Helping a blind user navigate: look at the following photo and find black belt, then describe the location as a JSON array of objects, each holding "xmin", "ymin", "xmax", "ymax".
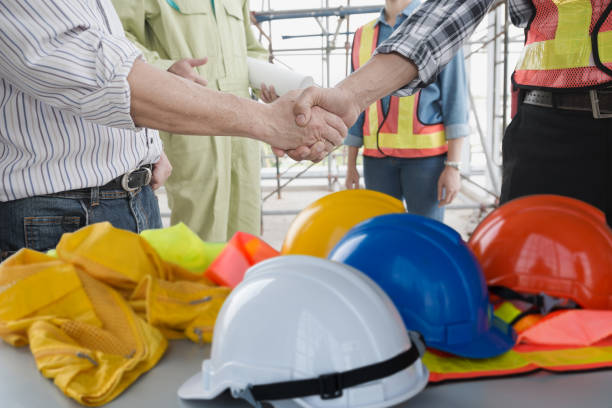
[
  {"xmin": 102, "ymin": 164, "xmax": 153, "ymax": 191},
  {"xmin": 522, "ymin": 89, "xmax": 612, "ymax": 118}
]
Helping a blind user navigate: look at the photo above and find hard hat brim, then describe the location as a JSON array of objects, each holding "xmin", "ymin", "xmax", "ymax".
[
  {"xmin": 433, "ymin": 315, "xmax": 516, "ymax": 359},
  {"xmin": 178, "ymin": 371, "xmax": 223, "ymax": 400}
]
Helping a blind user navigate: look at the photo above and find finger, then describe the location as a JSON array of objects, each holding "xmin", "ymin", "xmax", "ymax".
[
  {"xmin": 287, "ymin": 146, "xmax": 311, "ymax": 161},
  {"xmin": 441, "ymin": 188, "xmax": 454, "ymax": 206},
  {"xmin": 321, "ymin": 109, "xmax": 348, "ymax": 145},
  {"xmin": 194, "ymin": 76, "xmax": 208, "ymax": 87},
  {"xmin": 447, "ymin": 189, "xmax": 457, "ymax": 205},
  {"xmin": 188, "ymin": 57, "xmax": 209, "ymax": 67},
  {"xmin": 269, "ymin": 85, "xmax": 278, "ymax": 98},
  {"xmin": 293, "ymin": 86, "xmax": 320, "ymax": 127},
  {"xmin": 271, "ymin": 147, "xmax": 286, "ymax": 157}
]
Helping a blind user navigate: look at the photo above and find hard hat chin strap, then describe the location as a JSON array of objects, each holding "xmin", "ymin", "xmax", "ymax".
[
  {"xmin": 236, "ymin": 345, "xmax": 423, "ymax": 407},
  {"xmin": 488, "ymin": 285, "xmax": 580, "ymax": 325}
]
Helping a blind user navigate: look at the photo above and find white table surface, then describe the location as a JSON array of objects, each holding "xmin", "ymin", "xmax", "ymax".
[{"xmin": 2, "ymin": 340, "xmax": 611, "ymax": 408}]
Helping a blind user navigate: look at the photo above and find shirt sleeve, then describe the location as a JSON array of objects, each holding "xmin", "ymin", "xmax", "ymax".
[
  {"xmin": 375, "ymin": 0, "xmax": 496, "ymax": 96},
  {"xmin": 345, "ymin": 112, "xmax": 365, "ymax": 147},
  {"xmin": 438, "ymin": 49, "xmax": 471, "ymax": 140},
  {"xmin": 0, "ymin": 0, "xmax": 142, "ymax": 129},
  {"xmin": 112, "ymin": 0, "xmax": 176, "ymax": 71}
]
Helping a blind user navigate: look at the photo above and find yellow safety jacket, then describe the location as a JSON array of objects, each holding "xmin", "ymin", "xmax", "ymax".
[
  {"xmin": 514, "ymin": 0, "xmax": 612, "ymax": 89},
  {"xmin": 352, "ymin": 19, "xmax": 447, "ymax": 158},
  {"xmin": 0, "ymin": 223, "xmax": 230, "ymax": 406}
]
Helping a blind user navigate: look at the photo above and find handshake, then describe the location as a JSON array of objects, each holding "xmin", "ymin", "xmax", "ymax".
[
  {"xmin": 254, "ymin": 86, "xmax": 362, "ymax": 163},
  {"xmin": 146, "ymin": 58, "xmax": 366, "ymax": 163}
]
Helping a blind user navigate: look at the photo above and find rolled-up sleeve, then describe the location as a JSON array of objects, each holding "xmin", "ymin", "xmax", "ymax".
[
  {"xmin": 0, "ymin": 0, "xmax": 141, "ymax": 129},
  {"xmin": 375, "ymin": 0, "xmax": 495, "ymax": 96}
]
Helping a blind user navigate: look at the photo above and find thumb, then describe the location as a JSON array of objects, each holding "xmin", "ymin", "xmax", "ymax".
[
  {"xmin": 188, "ymin": 57, "xmax": 209, "ymax": 67},
  {"xmin": 293, "ymin": 86, "xmax": 320, "ymax": 127}
]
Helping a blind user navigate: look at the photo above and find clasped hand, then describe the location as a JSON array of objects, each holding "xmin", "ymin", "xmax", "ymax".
[{"xmin": 269, "ymin": 86, "xmax": 361, "ymax": 162}]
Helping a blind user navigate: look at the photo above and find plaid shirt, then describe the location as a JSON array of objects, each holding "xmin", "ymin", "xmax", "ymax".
[{"xmin": 376, "ymin": 0, "xmax": 534, "ymax": 95}]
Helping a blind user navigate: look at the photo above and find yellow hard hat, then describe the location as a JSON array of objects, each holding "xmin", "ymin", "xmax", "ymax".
[{"xmin": 281, "ymin": 190, "xmax": 405, "ymax": 257}]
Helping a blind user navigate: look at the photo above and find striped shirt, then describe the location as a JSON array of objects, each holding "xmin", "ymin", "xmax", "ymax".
[
  {"xmin": 0, "ymin": 0, "xmax": 162, "ymax": 201},
  {"xmin": 376, "ymin": 0, "xmax": 534, "ymax": 96}
]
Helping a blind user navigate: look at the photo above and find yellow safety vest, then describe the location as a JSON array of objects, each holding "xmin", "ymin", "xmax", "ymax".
[
  {"xmin": 426, "ymin": 302, "xmax": 612, "ymax": 382},
  {"xmin": 352, "ymin": 19, "xmax": 447, "ymax": 158},
  {"xmin": 514, "ymin": 0, "xmax": 612, "ymax": 89}
]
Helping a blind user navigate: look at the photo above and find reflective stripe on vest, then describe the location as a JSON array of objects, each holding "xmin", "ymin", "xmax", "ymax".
[
  {"xmin": 352, "ymin": 20, "xmax": 447, "ymax": 158},
  {"xmin": 426, "ymin": 302, "xmax": 612, "ymax": 382},
  {"xmin": 514, "ymin": 0, "xmax": 612, "ymax": 89}
]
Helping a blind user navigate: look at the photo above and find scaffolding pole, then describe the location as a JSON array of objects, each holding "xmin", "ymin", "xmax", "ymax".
[{"xmin": 252, "ymin": 5, "xmax": 381, "ymax": 22}]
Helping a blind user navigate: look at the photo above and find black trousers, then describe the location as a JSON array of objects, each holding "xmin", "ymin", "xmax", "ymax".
[{"xmin": 501, "ymin": 103, "xmax": 612, "ymax": 227}]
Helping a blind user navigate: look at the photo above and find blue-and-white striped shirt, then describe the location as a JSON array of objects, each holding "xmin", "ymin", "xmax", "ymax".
[{"xmin": 0, "ymin": 0, "xmax": 162, "ymax": 201}]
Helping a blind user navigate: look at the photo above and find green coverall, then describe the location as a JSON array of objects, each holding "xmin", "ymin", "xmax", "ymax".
[{"xmin": 113, "ymin": 0, "xmax": 268, "ymax": 241}]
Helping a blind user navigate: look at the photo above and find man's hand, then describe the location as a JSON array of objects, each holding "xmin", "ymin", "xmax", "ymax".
[
  {"xmin": 437, "ymin": 166, "xmax": 461, "ymax": 206},
  {"xmin": 168, "ymin": 58, "xmax": 209, "ymax": 87},
  {"xmin": 150, "ymin": 151, "xmax": 172, "ymax": 190},
  {"xmin": 262, "ymin": 90, "xmax": 347, "ymax": 161},
  {"xmin": 293, "ymin": 86, "xmax": 362, "ymax": 129},
  {"xmin": 345, "ymin": 164, "xmax": 360, "ymax": 189},
  {"xmin": 260, "ymin": 83, "xmax": 279, "ymax": 103},
  {"xmin": 275, "ymin": 86, "xmax": 361, "ymax": 161}
]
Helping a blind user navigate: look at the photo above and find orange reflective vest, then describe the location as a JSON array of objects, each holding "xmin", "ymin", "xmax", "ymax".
[
  {"xmin": 426, "ymin": 302, "xmax": 612, "ymax": 382},
  {"xmin": 514, "ymin": 0, "xmax": 612, "ymax": 89},
  {"xmin": 352, "ymin": 19, "xmax": 447, "ymax": 158}
]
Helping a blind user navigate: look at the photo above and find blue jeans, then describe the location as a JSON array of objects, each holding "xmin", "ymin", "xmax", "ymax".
[
  {"xmin": 364, "ymin": 155, "xmax": 446, "ymax": 221},
  {"xmin": 0, "ymin": 186, "xmax": 162, "ymax": 261}
]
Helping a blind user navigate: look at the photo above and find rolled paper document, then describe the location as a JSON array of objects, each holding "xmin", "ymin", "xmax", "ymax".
[{"xmin": 247, "ymin": 57, "xmax": 315, "ymax": 96}]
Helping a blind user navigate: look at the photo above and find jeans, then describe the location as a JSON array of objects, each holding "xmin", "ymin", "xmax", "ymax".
[
  {"xmin": 501, "ymin": 103, "xmax": 612, "ymax": 226},
  {"xmin": 0, "ymin": 185, "xmax": 162, "ymax": 261},
  {"xmin": 364, "ymin": 154, "xmax": 446, "ymax": 222}
]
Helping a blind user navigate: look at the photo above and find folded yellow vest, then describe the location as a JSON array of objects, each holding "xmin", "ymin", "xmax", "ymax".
[{"xmin": 0, "ymin": 222, "xmax": 230, "ymax": 406}]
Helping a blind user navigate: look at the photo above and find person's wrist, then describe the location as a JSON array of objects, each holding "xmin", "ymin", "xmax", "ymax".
[
  {"xmin": 444, "ymin": 160, "xmax": 462, "ymax": 171},
  {"xmin": 337, "ymin": 82, "xmax": 365, "ymax": 118},
  {"xmin": 248, "ymin": 100, "xmax": 273, "ymax": 143}
]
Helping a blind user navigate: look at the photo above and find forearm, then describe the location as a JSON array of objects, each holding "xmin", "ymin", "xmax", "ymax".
[
  {"xmin": 446, "ymin": 137, "xmax": 464, "ymax": 163},
  {"xmin": 376, "ymin": 0, "xmax": 494, "ymax": 95},
  {"xmin": 128, "ymin": 59, "xmax": 265, "ymax": 140},
  {"xmin": 337, "ymin": 53, "xmax": 418, "ymax": 113},
  {"xmin": 347, "ymin": 146, "xmax": 359, "ymax": 167}
]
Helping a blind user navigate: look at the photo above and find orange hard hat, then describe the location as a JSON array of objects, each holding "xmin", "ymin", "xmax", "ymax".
[
  {"xmin": 468, "ymin": 195, "xmax": 612, "ymax": 310},
  {"xmin": 281, "ymin": 190, "xmax": 405, "ymax": 258}
]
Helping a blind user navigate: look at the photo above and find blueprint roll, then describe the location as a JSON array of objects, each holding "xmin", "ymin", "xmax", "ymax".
[{"xmin": 247, "ymin": 57, "xmax": 315, "ymax": 96}]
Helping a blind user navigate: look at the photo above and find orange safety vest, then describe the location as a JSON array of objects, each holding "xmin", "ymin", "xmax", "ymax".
[
  {"xmin": 425, "ymin": 302, "xmax": 612, "ymax": 382},
  {"xmin": 352, "ymin": 19, "xmax": 447, "ymax": 158},
  {"xmin": 514, "ymin": 0, "xmax": 612, "ymax": 89}
]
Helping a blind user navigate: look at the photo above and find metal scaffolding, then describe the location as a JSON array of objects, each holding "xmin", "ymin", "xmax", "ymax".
[{"xmin": 254, "ymin": 1, "xmax": 521, "ymax": 217}]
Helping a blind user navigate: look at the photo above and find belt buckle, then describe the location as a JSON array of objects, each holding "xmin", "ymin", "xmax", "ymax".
[
  {"xmin": 120, "ymin": 166, "xmax": 152, "ymax": 192},
  {"xmin": 589, "ymin": 89, "xmax": 612, "ymax": 119}
]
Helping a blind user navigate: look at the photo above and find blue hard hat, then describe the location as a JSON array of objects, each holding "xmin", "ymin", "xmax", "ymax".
[{"xmin": 328, "ymin": 213, "xmax": 516, "ymax": 359}]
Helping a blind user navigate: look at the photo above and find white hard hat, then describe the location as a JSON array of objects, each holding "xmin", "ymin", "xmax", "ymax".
[{"xmin": 178, "ymin": 255, "xmax": 428, "ymax": 408}]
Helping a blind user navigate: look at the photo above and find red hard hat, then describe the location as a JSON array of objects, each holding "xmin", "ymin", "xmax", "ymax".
[{"xmin": 468, "ymin": 195, "xmax": 612, "ymax": 309}]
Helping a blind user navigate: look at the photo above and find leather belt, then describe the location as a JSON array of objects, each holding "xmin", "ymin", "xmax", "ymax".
[
  {"xmin": 522, "ymin": 89, "xmax": 612, "ymax": 119},
  {"xmin": 102, "ymin": 164, "xmax": 153, "ymax": 192}
]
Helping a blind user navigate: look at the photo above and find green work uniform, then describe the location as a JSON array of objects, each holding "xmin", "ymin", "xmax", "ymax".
[{"xmin": 113, "ymin": 0, "xmax": 268, "ymax": 241}]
